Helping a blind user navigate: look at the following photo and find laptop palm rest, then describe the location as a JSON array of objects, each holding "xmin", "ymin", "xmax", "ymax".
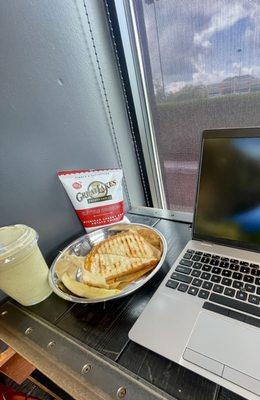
[{"xmin": 183, "ymin": 311, "xmax": 260, "ymax": 395}]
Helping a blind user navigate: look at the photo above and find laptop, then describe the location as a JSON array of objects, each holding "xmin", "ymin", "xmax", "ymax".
[{"xmin": 129, "ymin": 128, "xmax": 260, "ymax": 400}]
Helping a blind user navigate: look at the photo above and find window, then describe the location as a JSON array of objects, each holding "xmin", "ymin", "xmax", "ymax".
[{"xmin": 115, "ymin": 0, "xmax": 260, "ymax": 213}]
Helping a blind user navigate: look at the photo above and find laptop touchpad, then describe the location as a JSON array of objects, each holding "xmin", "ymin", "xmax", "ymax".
[{"xmin": 183, "ymin": 311, "xmax": 260, "ymax": 393}]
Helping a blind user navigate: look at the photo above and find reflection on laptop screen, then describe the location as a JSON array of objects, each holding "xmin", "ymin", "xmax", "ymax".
[{"xmin": 194, "ymin": 136, "xmax": 260, "ymax": 247}]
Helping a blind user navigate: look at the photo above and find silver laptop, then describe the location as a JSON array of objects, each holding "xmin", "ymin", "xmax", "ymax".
[{"xmin": 129, "ymin": 128, "xmax": 260, "ymax": 400}]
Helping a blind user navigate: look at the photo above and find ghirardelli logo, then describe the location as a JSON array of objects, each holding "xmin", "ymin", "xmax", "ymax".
[{"xmin": 76, "ymin": 180, "xmax": 116, "ymax": 203}]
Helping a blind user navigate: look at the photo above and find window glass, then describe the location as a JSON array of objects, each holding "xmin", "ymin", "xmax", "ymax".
[{"xmin": 134, "ymin": 0, "xmax": 260, "ymax": 212}]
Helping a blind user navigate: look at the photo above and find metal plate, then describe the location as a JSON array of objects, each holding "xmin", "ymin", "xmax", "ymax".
[{"xmin": 49, "ymin": 223, "xmax": 167, "ymax": 304}]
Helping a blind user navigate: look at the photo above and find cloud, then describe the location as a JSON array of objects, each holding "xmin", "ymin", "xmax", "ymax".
[
  {"xmin": 194, "ymin": 2, "xmax": 247, "ymax": 48},
  {"xmin": 238, "ymin": 65, "xmax": 260, "ymax": 76},
  {"xmin": 193, "ymin": 68, "xmax": 228, "ymax": 86},
  {"xmin": 144, "ymin": 1, "xmax": 210, "ymax": 85},
  {"xmin": 143, "ymin": 0, "xmax": 260, "ymax": 92}
]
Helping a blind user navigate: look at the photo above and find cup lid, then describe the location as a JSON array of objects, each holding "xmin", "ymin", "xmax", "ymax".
[{"xmin": 0, "ymin": 225, "xmax": 38, "ymax": 263}]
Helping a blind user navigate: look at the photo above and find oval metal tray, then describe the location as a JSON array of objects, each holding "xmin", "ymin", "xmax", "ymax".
[{"xmin": 49, "ymin": 223, "xmax": 167, "ymax": 303}]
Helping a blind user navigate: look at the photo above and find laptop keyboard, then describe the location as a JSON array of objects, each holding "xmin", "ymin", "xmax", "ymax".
[{"xmin": 166, "ymin": 249, "xmax": 260, "ymax": 318}]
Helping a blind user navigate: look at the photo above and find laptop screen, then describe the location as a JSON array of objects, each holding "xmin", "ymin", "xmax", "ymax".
[{"xmin": 194, "ymin": 130, "xmax": 260, "ymax": 251}]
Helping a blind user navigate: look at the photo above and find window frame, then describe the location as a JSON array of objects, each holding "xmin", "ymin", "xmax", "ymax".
[
  {"xmin": 113, "ymin": 0, "xmax": 166, "ymax": 209},
  {"xmin": 111, "ymin": 0, "xmax": 193, "ymax": 222}
]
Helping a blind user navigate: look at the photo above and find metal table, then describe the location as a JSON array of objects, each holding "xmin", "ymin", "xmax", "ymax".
[{"xmin": 0, "ymin": 211, "xmax": 244, "ymax": 400}]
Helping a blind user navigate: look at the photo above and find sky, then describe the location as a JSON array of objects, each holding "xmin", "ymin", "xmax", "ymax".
[
  {"xmin": 143, "ymin": 0, "xmax": 260, "ymax": 93},
  {"xmin": 233, "ymin": 137, "xmax": 260, "ymax": 160}
]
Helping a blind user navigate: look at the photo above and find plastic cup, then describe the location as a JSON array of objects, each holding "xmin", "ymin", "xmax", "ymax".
[{"xmin": 0, "ymin": 225, "xmax": 52, "ymax": 306}]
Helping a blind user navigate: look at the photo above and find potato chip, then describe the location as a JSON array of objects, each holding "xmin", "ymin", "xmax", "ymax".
[
  {"xmin": 55, "ymin": 254, "xmax": 85, "ymax": 279},
  {"xmin": 61, "ymin": 272, "xmax": 121, "ymax": 299}
]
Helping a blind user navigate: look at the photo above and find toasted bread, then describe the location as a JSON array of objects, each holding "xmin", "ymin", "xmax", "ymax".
[
  {"xmin": 85, "ymin": 230, "xmax": 160, "ymax": 269},
  {"xmin": 84, "ymin": 229, "xmax": 160, "ymax": 284},
  {"xmin": 109, "ymin": 226, "xmax": 162, "ymax": 252},
  {"xmin": 129, "ymin": 227, "xmax": 162, "ymax": 254},
  {"xmin": 82, "ymin": 270, "xmax": 109, "ymax": 289},
  {"xmin": 87, "ymin": 253, "xmax": 158, "ymax": 281},
  {"xmin": 108, "ymin": 263, "xmax": 154, "ymax": 289},
  {"xmin": 108, "ymin": 263, "xmax": 156, "ymax": 290}
]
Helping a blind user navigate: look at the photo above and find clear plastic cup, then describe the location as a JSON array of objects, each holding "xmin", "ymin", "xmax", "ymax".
[{"xmin": 0, "ymin": 225, "xmax": 52, "ymax": 306}]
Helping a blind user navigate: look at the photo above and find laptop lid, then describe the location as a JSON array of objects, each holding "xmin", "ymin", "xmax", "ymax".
[{"xmin": 193, "ymin": 127, "xmax": 260, "ymax": 253}]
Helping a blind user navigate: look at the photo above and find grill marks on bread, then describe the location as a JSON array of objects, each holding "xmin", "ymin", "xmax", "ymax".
[
  {"xmin": 93, "ymin": 231, "xmax": 159, "ymax": 259},
  {"xmin": 84, "ymin": 230, "xmax": 160, "ymax": 281},
  {"xmin": 90, "ymin": 254, "xmax": 157, "ymax": 281}
]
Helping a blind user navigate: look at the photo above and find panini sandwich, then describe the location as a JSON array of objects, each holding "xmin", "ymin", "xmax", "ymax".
[{"xmin": 84, "ymin": 230, "xmax": 160, "ymax": 282}]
